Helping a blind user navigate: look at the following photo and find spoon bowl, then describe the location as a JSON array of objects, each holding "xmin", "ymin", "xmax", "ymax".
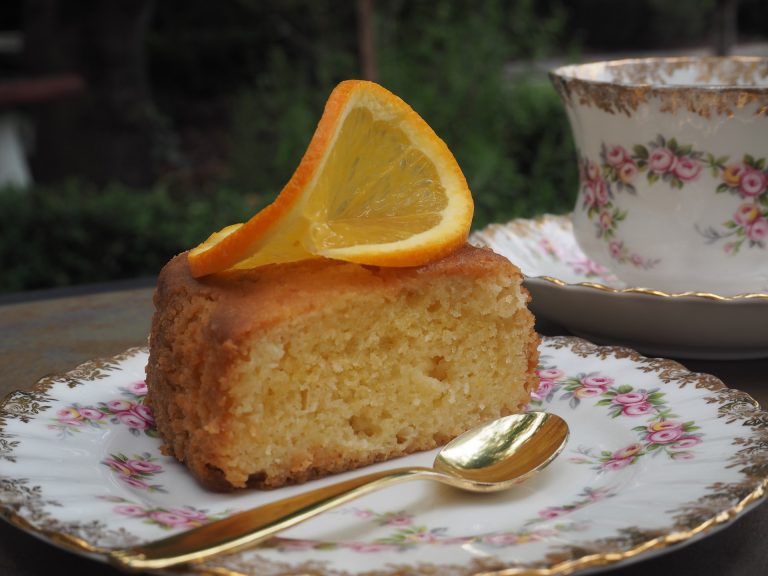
[
  {"xmin": 109, "ymin": 411, "xmax": 568, "ymax": 571},
  {"xmin": 435, "ymin": 411, "xmax": 569, "ymax": 490}
]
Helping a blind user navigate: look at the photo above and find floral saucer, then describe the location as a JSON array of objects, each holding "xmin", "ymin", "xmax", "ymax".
[
  {"xmin": 1, "ymin": 340, "xmax": 766, "ymax": 575},
  {"xmin": 471, "ymin": 214, "xmax": 768, "ymax": 360}
]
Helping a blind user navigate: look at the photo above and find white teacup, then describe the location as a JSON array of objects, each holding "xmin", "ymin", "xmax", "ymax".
[{"xmin": 550, "ymin": 57, "xmax": 768, "ymax": 295}]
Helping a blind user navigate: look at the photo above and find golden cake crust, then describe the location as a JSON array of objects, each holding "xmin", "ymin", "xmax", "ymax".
[
  {"xmin": 156, "ymin": 243, "xmax": 521, "ymax": 342},
  {"xmin": 146, "ymin": 244, "xmax": 539, "ymax": 491}
]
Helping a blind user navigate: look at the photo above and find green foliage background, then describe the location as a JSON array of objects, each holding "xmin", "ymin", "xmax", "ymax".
[
  {"xmin": 4, "ymin": 0, "xmax": 757, "ymax": 292},
  {"xmin": 225, "ymin": 0, "xmax": 578, "ymax": 230},
  {"xmin": 0, "ymin": 184, "xmax": 252, "ymax": 292}
]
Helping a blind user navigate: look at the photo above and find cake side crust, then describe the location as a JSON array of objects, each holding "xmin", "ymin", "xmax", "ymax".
[{"xmin": 146, "ymin": 244, "xmax": 539, "ymax": 490}]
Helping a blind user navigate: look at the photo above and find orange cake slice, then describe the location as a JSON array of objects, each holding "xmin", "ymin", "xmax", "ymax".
[{"xmin": 146, "ymin": 244, "xmax": 539, "ymax": 490}]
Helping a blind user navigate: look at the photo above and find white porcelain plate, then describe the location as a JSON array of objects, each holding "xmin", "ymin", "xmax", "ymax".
[
  {"xmin": 471, "ymin": 214, "xmax": 768, "ymax": 360},
  {"xmin": 1, "ymin": 339, "xmax": 766, "ymax": 575}
]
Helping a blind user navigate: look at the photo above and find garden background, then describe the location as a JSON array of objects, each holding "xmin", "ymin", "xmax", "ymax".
[{"xmin": 1, "ymin": 0, "xmax": 766, "ymax": 293}]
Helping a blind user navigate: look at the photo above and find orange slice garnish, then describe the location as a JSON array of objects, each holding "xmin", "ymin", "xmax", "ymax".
[{"xmin": 188, "ymin": 80, "xmax": 473, "ymax": 277}]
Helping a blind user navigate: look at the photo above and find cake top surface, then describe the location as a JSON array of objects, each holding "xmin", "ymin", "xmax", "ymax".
[{"xmin": 155, "ymin": 244, "xmax": 520, "ymax": 345}]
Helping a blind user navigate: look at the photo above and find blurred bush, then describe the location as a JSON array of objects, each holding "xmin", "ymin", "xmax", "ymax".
[
  {"xmin": 10, "ymin": 0, "xmax": 759, "ymax": 292},
  {"xmin": 374, "ymin": 0, "xmax": 577, "ymax": 228},
  {"xmin": 0, "ymin": 184, "xmax": 252, "ymax": 292},
  {"xmin": 226, "ymin": 0, "xmax": 578, "ymax": 231},
  {"xmin": 1, "ymin": 0, "xmax": 579, "ymax": 292}
]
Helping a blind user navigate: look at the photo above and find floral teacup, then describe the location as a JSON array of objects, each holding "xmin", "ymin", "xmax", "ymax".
[{"xmin": 550, "ymin": 56, "xmax": 768, "ymax": 295}]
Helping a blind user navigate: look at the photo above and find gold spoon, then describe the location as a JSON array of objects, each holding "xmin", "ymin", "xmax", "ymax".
[{"xmin": 109, "ymin": 411, "xmax": 568, "ymax": 571}]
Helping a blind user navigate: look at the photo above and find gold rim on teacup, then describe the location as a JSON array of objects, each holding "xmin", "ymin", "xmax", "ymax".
[{"xmin": 549, "ymin": 56, "xmax": 768, "ymax": 118}]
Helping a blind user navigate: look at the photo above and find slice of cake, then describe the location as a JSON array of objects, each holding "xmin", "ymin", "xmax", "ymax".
[{"xmin": 146, "ymin": 244, "xmax": 539, "ymax": 491}]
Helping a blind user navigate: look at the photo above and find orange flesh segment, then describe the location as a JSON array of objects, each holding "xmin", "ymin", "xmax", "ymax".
[{"xmin": 187, "ymin": 80, "xmax": 473, "ymax": 277}]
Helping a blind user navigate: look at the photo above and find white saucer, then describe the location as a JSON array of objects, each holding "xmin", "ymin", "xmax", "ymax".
[{"xmin": 471, "ymin": 214, "xmax": 768, "ymax": 360}]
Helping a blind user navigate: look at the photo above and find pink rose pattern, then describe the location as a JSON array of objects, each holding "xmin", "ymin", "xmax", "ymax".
[
  {"xmin": 101, "ymin": 452, "xmax": 166, "ymax": 493},
  {"xmin": 100, "ymin": 496, "xmax": 230, "ymax": 530},
  {"xmin": 578, "ymin": 150, "xmax": 657, "ymax": 270},
  {"xmin": 579, "ymin": 136, "xmax": 768, "ymax": 261},
  {"xmin": 531, "ymin": 362, "xmax": 703, "ymax": 471},
  {"xmin": 536, "ymin": 238, "xmax": 614, "ymax": 283},
  {"xmin": 48, "ymin": 381, "xmax": 156, "ymax": 438},
  {"xmin": 261, "ymin": 489, "xmax": 610, "ymax": 553},
  {"xmin": 104, "ymin": 493, "xmax": 602, "ymax": 554},
  {"xmin": 698, "ymin": 154, "xmax": 768, "ymax": 253},
  {"xmin": 534, "ymin": 487, "xmax": 615, "ymax": 522}
]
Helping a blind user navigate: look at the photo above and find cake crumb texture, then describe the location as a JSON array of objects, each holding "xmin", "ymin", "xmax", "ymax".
[{"xmin": 146, "ymin": 244, "xmax": 539, "ymax": 490}]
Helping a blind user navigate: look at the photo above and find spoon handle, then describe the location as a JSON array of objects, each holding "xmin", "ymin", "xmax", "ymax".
[{"xmin": 109, "ymin": 466, "xmax": 439, "ymax": 571}]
